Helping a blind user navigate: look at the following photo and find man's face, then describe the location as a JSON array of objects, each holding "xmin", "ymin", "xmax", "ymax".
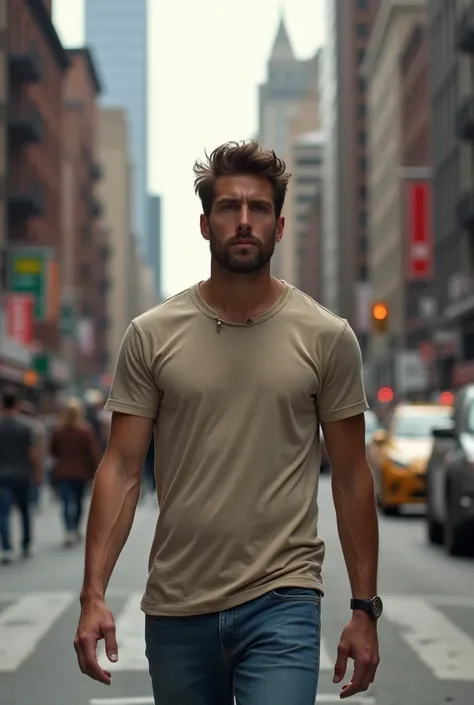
[{"xmin": 200, "ymin": 174, "xmax": 284, "ymax": 274}]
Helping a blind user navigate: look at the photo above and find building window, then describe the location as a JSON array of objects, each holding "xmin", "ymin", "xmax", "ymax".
[
  {"xmin": 358, "ymin": 78, "xmax": 365, "ymax": 93},
  {"xmin": 358, "ymin": 130, "xmax": 366, "ymax": 146},
  {"xmin": 358, "ymin": 104, "xmax": 366, "ymax": 118},
  {"xmin": 357, "ymin": 49, "xmax": 365, "ymax": 64},
  {"xmin": 357, "ymin": 23, "xmax": 368, "ymax": 38},
  {"xmin": 359, "ymin": 185, "xmax": 367, "ymax": 199},
  {"xmin": 359, "ymin": 212, "xmax": 367, "ymax": 227},
  {"xmin": 358, "ymin": 157, "xmax": 366, "ymax": 173},
  {"xmin": 357, "ymin": 0, "xmax": 368, "ymax": 7}
]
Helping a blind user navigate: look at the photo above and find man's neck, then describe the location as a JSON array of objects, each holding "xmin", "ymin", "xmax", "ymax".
[{"xmin": 200, "ymin": 268, "xmax": 283, "ymax": 323}]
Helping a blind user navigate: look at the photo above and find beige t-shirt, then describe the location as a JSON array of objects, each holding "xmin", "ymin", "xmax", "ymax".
[{"xmin": 105, "ymin": 282, "xmax": 368, "ymax": 616}]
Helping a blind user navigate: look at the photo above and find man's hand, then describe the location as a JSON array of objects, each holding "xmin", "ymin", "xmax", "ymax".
[
  {"xmin": 74, "ymin": 598, "xmax": 118, "ymax": 685},
  {"xmin": 333, "ymin": 613, "xmax": 380, "ymax": 699}
]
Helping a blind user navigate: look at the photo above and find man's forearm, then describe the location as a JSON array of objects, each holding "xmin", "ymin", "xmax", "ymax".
[
  {"xmin": 80, "ymin": 456, "xmax": 141, "ymax": 603},
  {"xmin": 332, "ymin": 466, "xmax": 379, "ymax": 598}
]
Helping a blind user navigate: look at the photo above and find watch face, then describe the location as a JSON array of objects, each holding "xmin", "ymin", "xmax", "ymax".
[{"xmin": 371, "ymin": 596, "xmax": 383, "ymax": 618}]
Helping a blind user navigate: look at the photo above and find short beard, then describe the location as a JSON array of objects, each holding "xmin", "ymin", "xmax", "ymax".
[{"xmin": 209, "ymin": 227, "xmax": 276, "ymax": 274}]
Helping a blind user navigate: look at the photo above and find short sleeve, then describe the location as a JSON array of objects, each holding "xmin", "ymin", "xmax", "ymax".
[
  {"xmin": 317, "ymin": 321, "xmax": 369, "ymax": 423},
  {"xmin": 104, "ymin": 322, "xmax": 161, "ymax": 419}
]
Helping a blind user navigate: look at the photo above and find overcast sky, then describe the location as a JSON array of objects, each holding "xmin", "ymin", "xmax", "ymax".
[{"xmin": 53, "ymin": 0, "xmax": 325, "ymax": 298}]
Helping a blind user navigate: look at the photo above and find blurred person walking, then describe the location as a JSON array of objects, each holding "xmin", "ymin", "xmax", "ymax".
[
  {"xmin": 50, "ymin": 399, "xmax": 100, "ymax": 547},
  {"xmin": 18, "ymin": 400, "xmax": 47, "ymax": 510},
  {"xmin": 0, "ymin": 389, "xmax": 42, "ymax": 564},
  {"xmin": 74, "ymin": 141, "xmax": 381, "ymax": 704}
]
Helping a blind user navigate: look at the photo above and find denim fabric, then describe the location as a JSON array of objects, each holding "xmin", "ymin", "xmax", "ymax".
[{"xmin": 145, "ymin": 586, "xmax": 322, "ymax": 705}]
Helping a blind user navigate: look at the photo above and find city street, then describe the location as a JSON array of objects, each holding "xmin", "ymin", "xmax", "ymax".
[{"xmin": 1, "ymin": 477, "xmax": 473, "ymax": 705}]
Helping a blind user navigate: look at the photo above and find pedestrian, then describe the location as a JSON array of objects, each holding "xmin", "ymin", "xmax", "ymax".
[
  {"xmin": 50, "ymin": 398, "xmax": 100, "ymax": 547},
  {"xmin": 18, "ymin": 400, "xmax": 46, "ymax": 511},
  {"xmin": 74, "ymin": 140, "xmax": 381, "ymax": 703},
  {"xmin": 0, "ymin": 388, "xmax": 42, "ymax": 564}
]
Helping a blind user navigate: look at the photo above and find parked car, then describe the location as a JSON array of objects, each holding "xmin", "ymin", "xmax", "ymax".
[
  {"xmin": 367, "ymin": 402, "xmax": 453, "ymax": 515},
  {"xmin": 425, "ymin": 385, "xmax": 474, "ymax": 556}
]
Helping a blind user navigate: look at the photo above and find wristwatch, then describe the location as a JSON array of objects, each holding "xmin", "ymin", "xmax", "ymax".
[{"xmin": 350, "ymin": 596, "xmax": 383, "ymax": 620}]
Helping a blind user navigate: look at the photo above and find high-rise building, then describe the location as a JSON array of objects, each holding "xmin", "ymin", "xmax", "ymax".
[
  {"xmin": 85, "ymin": 0, "xmax": 148, "ymax": 255},
  {"xmin": 97, "ymin": 108, "xmax": 134, "ymax": 374},
  {"xmin": 363, "ymin": 0, "xmax": 426, "ymax": 391},
  {"xmin": 320, "ymin": 0, "xmax": 380, "ymax": 346},
  {"xmin": 5, "ymin": 0, "xmax": 69, "ymax": 391},
  {"xmin": 428, "ymin": 1, "xmax": 474, "ymax": 389},
  {"xmin": 0, "ymin": 0, "xmax": 7, "ymax": 263},
  {"xmin": 148, "ymin": 194, "xmax": 162, "ymax": 300},
  {"xmin": 62, "ymin": 48, "xmax": 108, "ymax": 386},
  {"xmin": 257, "ymin": 14, "xmax": 315, "ymax": 280}
]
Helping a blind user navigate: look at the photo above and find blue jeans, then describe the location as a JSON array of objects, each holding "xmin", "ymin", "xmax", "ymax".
[
  {"xmin": 58, "ymin": 479, "xmax": 87, "ymax": 532},
  {"xmin": 145, "ymin": 587, "xmax": 322, "ymax": 705},
  {"xmin": 0, "ymin": 479, "xmax": 31, "ymax": 551}
]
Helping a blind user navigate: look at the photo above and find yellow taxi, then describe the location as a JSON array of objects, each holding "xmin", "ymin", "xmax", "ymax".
[{"xmin": 368, "ymin": 403, "xmax": 453, "ymax": 515}]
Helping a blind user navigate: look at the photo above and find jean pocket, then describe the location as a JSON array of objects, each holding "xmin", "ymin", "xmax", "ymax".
[{"xmin": 269, "ymin": 587, "xmax": 321, "ymax": 603}]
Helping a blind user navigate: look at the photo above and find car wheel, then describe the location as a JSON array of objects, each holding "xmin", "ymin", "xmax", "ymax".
[
  {"xmin": 444, "ymin": 492, "xmax": 466, "ymax": 556},
  {"xmin": 426, "ymin": 511, "xmax": 444, "ymax": 545}
]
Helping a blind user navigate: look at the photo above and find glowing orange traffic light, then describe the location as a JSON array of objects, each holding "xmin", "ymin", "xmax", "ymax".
[{"xmin": 371, "ymin": 301, "xmax": 389, "ymax": 333}]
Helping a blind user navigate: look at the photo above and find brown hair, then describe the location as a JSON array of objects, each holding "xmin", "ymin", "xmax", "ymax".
[{"xmin": 193, "ymin": 140, "xmax": 292, "ymax": 218}]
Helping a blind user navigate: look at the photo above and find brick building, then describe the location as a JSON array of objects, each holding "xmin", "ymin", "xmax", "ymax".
[
  {"xmin": 400, "ymin": 21, "xmax": 434, "ymax": 358},
  {"xmin": 321, "ymin": 0, "xmax": 380, "ymax": 352},
  {"xmin": 6, "ymin": 0, "xmax": 68, "ymax": 375},
  {"xmin": 298, "ymin": 186, "xmax": 323, "ymax": 303},
  {"xmin": 63, "ymin": 48, "xmax": 108, "ymax": 386}
]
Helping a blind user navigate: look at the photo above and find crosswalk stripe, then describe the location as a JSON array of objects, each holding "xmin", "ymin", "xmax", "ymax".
[
  {"xmin": 99, "ymin": 592, "xmax": 147, "ymax": 671},
  {"xmin": 0, "ymin": 591, "xmax": 75, "ymax": 672},
  {"xmin": 319, "ymin": 638, "xmax": 332, "ymax": 671},
  {"xmin": 383, "ymin": 596, "xmax": 474, "ymax": 681},
  {"xmin": 98, "ymin": 592, "xmax": 334, "ymax": 673}
]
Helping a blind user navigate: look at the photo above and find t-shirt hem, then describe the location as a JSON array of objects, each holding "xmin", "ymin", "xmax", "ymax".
[
  {"xmin": 319, "ymin": 399, "xmax": 369, "ymax": 423},
  {"xmin": 140, "ymin": 577, "xmax": 325, "ymax": 617},
  {"xmin": 103, "ymin": 399, "xmax": 157, "ymax": 419}
]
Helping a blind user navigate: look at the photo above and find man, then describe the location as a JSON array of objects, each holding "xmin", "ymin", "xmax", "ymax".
[
  {"xmin": 74, "ymin": 140, "xmax": 381, "ymax": 703},
  {"xmin": 19, "ymin": 400, "xmax": 46, "ymax": 510},
  {"xmin": 0, "ymin": 389, "xmax": 41, "ymax": 563}
]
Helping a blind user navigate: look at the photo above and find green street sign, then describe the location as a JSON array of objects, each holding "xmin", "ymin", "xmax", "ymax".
[{"xmin": 7, "ymin": 247, "xmax": 50, "ymax": 321}]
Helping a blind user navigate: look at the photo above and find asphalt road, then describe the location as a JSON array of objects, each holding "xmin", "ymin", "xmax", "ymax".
[{"xmin": 1, "ymin": 477, "xmax": 473, "ymax": 705}]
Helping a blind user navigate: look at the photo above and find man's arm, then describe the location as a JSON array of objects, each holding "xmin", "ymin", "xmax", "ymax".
[
  {"xmin": 80, "ymin": 412, "xmax": 153, "ymax": 604},
  {"xmin": 317, "ymin": 321, "xmax": 379, "ymax": 699},
  {"xmin": 75, "ymin": 321, "xmax": 161, "ymax": 685},
  {"xmin": 322, "ymin": 413, "xmax": 378, "ymax": 599}
]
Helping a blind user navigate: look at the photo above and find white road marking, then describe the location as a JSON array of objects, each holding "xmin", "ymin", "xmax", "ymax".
[
  {"xmin": 319, "ymin": 637, "xmax": 333, "ymax": 670},
  {"xmin": 90, "ymin": 698, "xmax": 154, "ymax": 705},
  {"xmin": 316, "ymin": 697, "xmax": 375, "ymax": 704},
  {"xmin": 0, "ymin": 591, "xmax": 75, "ymax": 672},
  {"xmin": 98, "ymin": 592, "xmax": 147, "ymax": 671},
  {"xmin": 428, "ymin": 594, "xmax": 474, "ymax": 609},
  {"xmin": 89, "ymin": 696, "xmax": 375, "ymax": 705},
  {"xmin": 383, "ymin": 596, "xmax": 474, "ymax": 681},
  {"xmin": 98, "ymin": 592, "xmax": 334, "ymax": 673}
]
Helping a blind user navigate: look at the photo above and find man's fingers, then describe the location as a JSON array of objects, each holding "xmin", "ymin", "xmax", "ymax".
[
  {"xmin": 75, "ymin": 633, "xmax": 111, "ymax": 685},
  {"xmin": 103, "ymin": 621, "xmax": 119, "ymax": 663},
  {"xmin": 340, "ymin": 656, "xmax": 378, "ymax": 699},
  {"xmin": 333, "ymin": 642, "xmax": 350, "ymax": 683}
]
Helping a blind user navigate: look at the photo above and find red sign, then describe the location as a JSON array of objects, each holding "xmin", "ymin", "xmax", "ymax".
[
  {"xmin": 405, "ymin": 180, "xmax": 432, "ymax": 279},
  {"xmin": 5, "ymin": 294, "xmax": 34, "ymax": 345}
]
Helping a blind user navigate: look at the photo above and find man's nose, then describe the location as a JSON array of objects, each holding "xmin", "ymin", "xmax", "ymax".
[{"xmin": 237, "ymin": 206, "xmax": 251, "ymax": 228}]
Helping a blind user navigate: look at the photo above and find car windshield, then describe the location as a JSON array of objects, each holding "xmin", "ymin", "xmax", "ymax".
[
  {"xmin": 393, "ymin": 410, "xmax": 452, "ymax": 438},
  {"xmin": 365, "ymin": 411, "xmax": 380, "ymax": 435}
]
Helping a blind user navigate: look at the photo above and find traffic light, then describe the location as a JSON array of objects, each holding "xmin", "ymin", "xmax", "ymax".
[{"xmin": 371, "ymin": 301, "xmax": 389, "ymax": 333}]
